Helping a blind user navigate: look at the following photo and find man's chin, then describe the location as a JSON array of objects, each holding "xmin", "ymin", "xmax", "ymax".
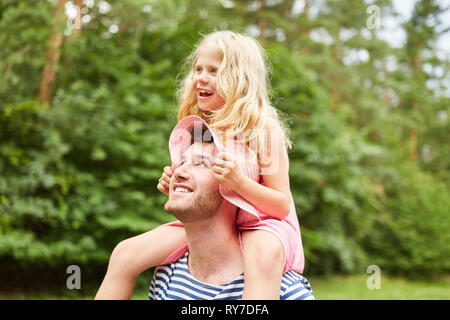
[
  {"xmin": 165, "ymin": 197, "xmax": 191, "ymax": 214},
  {"xmin": 164, "ymin": 191, "xmax": 223, "ymax": 222},
  {"xmin": 164, "ymin": 201, "xmax": 183, "ymax": 214}
]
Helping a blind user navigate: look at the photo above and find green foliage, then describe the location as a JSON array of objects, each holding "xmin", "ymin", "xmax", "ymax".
[
  {"xmin": 0, "ymin": 0, "xmax": 53, "ymax": 103},
  {"xmin": 0, "ymin": 98, "xmax": 173, "ymax": 266},
  {"xmin": 363, "ymin": 164, "xmax": 450, "ymax": 277},
  {"xmin": 269, "ymin": 44, "xmax": 382, "ymax": 274}
]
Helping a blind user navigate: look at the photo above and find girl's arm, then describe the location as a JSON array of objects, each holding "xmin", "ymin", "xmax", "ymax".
[
  {"xmin": 213, "ymin": 130, "xmax": 291, "ymax": 220},
  {"xmin": 235, "ymin": 172, "xmax": 290, "ymax": 220}
]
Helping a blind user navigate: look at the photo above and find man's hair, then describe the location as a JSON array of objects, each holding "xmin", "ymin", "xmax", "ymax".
[{"xmin": 189, "ymin": 125, "xmax": 214, "ymax": 145}]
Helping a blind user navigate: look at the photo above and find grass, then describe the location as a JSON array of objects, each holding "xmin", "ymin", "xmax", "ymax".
[
  {"xmin": 1, "ymin": 274, "xmax": 449, "ymax": 300},
  {"xmin": 130, "ymin": 273, "xmax": 450, "ymax": 300},
  {"xmin": 308, "ymin": 274, "xmax": 450, "ymax": 300}
]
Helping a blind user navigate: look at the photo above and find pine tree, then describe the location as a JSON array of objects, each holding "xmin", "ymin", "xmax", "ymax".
[{"xmin": 400, "ymin": 0, "xmax": 446, "ymax": 161}]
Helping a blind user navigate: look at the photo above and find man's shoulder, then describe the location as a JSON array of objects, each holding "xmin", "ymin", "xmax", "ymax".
[
  {"xmin": 149, "ymin": 255, "xmax": 188, "ymax": 300},
  {"xmin": 153, "ymin": 254, "xmax": 187, "ymax": 277},
  {"xmin": 280, "ymin": 271, "xmax": 315, "ymax": 300}
]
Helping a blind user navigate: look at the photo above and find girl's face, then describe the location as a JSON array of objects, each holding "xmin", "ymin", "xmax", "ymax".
[{"xmin": 193, "ymin": 46, "xmax": 225, "ymax": 112}]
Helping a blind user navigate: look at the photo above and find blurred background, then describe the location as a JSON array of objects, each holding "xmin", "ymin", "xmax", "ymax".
[{"xmin": 0, "ymin": 0, "xmax": 449, "ymax": 299}]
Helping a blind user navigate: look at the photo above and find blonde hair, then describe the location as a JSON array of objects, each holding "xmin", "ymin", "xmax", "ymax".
[{"xmin": 176, "ymin": 30, "xmax": 292, "ymax": 157}]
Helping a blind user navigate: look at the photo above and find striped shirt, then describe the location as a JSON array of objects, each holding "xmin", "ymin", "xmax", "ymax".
[{"xmin": 148, "ymin": 253, "xmax": 314, "ymax": 300}]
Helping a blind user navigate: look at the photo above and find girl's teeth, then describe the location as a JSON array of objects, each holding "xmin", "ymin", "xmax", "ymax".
[{"xmin": 199, "ymin": 91, "xmax": 213, "ymax": 97}]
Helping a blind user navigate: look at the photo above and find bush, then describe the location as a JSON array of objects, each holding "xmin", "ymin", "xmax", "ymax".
[{"xmin": 363, "ymin": 164, "xmax": 450, "ymax": 277}]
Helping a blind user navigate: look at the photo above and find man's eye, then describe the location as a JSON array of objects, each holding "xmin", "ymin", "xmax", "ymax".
[{"xmin": 193, "ymin": 160, "xmax": 207, "ymax": 167}]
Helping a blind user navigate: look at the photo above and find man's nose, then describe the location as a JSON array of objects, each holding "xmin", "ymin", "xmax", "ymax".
[{"xmin": 172, "ymin": 162, "xmax": 190, "ymax": 181}]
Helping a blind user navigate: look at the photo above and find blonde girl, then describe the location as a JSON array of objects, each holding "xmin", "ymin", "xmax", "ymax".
[{"xmin": 96, "ymin": 31, "xmax": 304, "ymax": 300}]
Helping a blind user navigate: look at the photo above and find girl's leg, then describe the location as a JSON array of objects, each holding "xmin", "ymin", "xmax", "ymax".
[
  {"xmin": 241, "ymin": 230, "xmax": 284, "ymax": 300},
  {"xmin": 95, "ymin": 225, "xmax": 186, "ymax": 299}
]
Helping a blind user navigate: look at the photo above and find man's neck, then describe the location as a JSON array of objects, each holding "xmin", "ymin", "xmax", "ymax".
[{"xmin": 183, "ymin": 202, "xmax": 243, "ymax": 285}]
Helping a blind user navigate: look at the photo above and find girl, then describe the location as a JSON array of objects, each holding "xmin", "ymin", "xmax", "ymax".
[{"xmin": 95, "ymin": 31, "xmax": 304, "ymax": 300}]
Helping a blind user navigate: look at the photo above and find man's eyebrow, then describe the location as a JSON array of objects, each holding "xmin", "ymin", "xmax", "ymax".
[
  {"xmin": 180, "ymin": 153, "xmax": 214, "ymax": 164},
  {"xmin": 193, "ymin": 154, "xmax": 213, "ymax": 163}
]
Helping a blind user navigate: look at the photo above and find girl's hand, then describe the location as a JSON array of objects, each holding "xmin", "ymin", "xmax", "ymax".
[
  {"xmin": 157, "ymin": 166, "xmax": 172, "ymax": 196},
  {"xmin": 212, "ymin": 152, "xmax": 245, "ymax": 190}
]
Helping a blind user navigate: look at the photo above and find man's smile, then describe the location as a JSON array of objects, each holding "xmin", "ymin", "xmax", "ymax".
[{"xmin": 172, "ymin": 183, "xmax": 194, "ymax": 195}]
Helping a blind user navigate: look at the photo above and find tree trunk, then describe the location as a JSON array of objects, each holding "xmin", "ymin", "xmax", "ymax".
[
  {"xmin": 299, "ymin": 0, "xmax": 309, "ymax": 54},
  {"xmin": 331, "ymin": 48, "xmax": 341, "ymax": 111},
  {"xmin": 258, "ymin": 1, "xmax": 266, "ymax": 43},
  {"xmin": 39, "ymin": 0, "xmax": 66, "ymax": 105},
  {"xmin": 72, "ymin": 0, "xmax": 83, "ymax": 38},
  {"xmin": 409, "ymin": 52, "xmax": 420, "ymax": 160},
  {"xmin": 410, "ymin": 100, "xmax": 418, "ymax": 161},
  {"xmin": 382, "ymin": 63, "xmax": 390, "ymax": 108}
]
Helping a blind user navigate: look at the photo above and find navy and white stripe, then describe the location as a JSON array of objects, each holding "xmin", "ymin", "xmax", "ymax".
[{"xmin": 148, "ymin": 253, "xmax": 314, "ymax": 300}]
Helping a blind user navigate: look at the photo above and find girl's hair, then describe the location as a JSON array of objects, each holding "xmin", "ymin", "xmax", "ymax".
[{"xmin": 176, "ymin": 30, "xmax": 292, "ymax": 156}]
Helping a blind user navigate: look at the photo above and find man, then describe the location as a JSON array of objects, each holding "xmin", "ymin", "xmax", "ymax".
[{"xmin": 148, "ymin": 120, "xmax": 314, "ymax": 300}]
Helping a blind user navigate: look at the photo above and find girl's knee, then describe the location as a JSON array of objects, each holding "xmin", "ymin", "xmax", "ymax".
[
  {"xmin": 259, "ymin": 237, "xmax": 284, "ymax": 266},
  {"xmin": 111, "ymin": 239, "xmax": 131, "ymax": 262},
  {"xmin": 244, "ymin": 231, "xmax": 284, "ymax": 271}
]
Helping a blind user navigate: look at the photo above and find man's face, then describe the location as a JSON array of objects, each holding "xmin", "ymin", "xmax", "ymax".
[{"xmin": 164, "ymin": 142, "xmax": 223, "ymax": 222}]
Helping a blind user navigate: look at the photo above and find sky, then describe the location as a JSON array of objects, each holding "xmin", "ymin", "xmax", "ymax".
[
  {"xmin": 289, "ymin": 0, "xmax": 450, "ymax": 58},
  {"xmin": 385, "ymin": 0, "xmax": 450, "ymax": 57}
]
